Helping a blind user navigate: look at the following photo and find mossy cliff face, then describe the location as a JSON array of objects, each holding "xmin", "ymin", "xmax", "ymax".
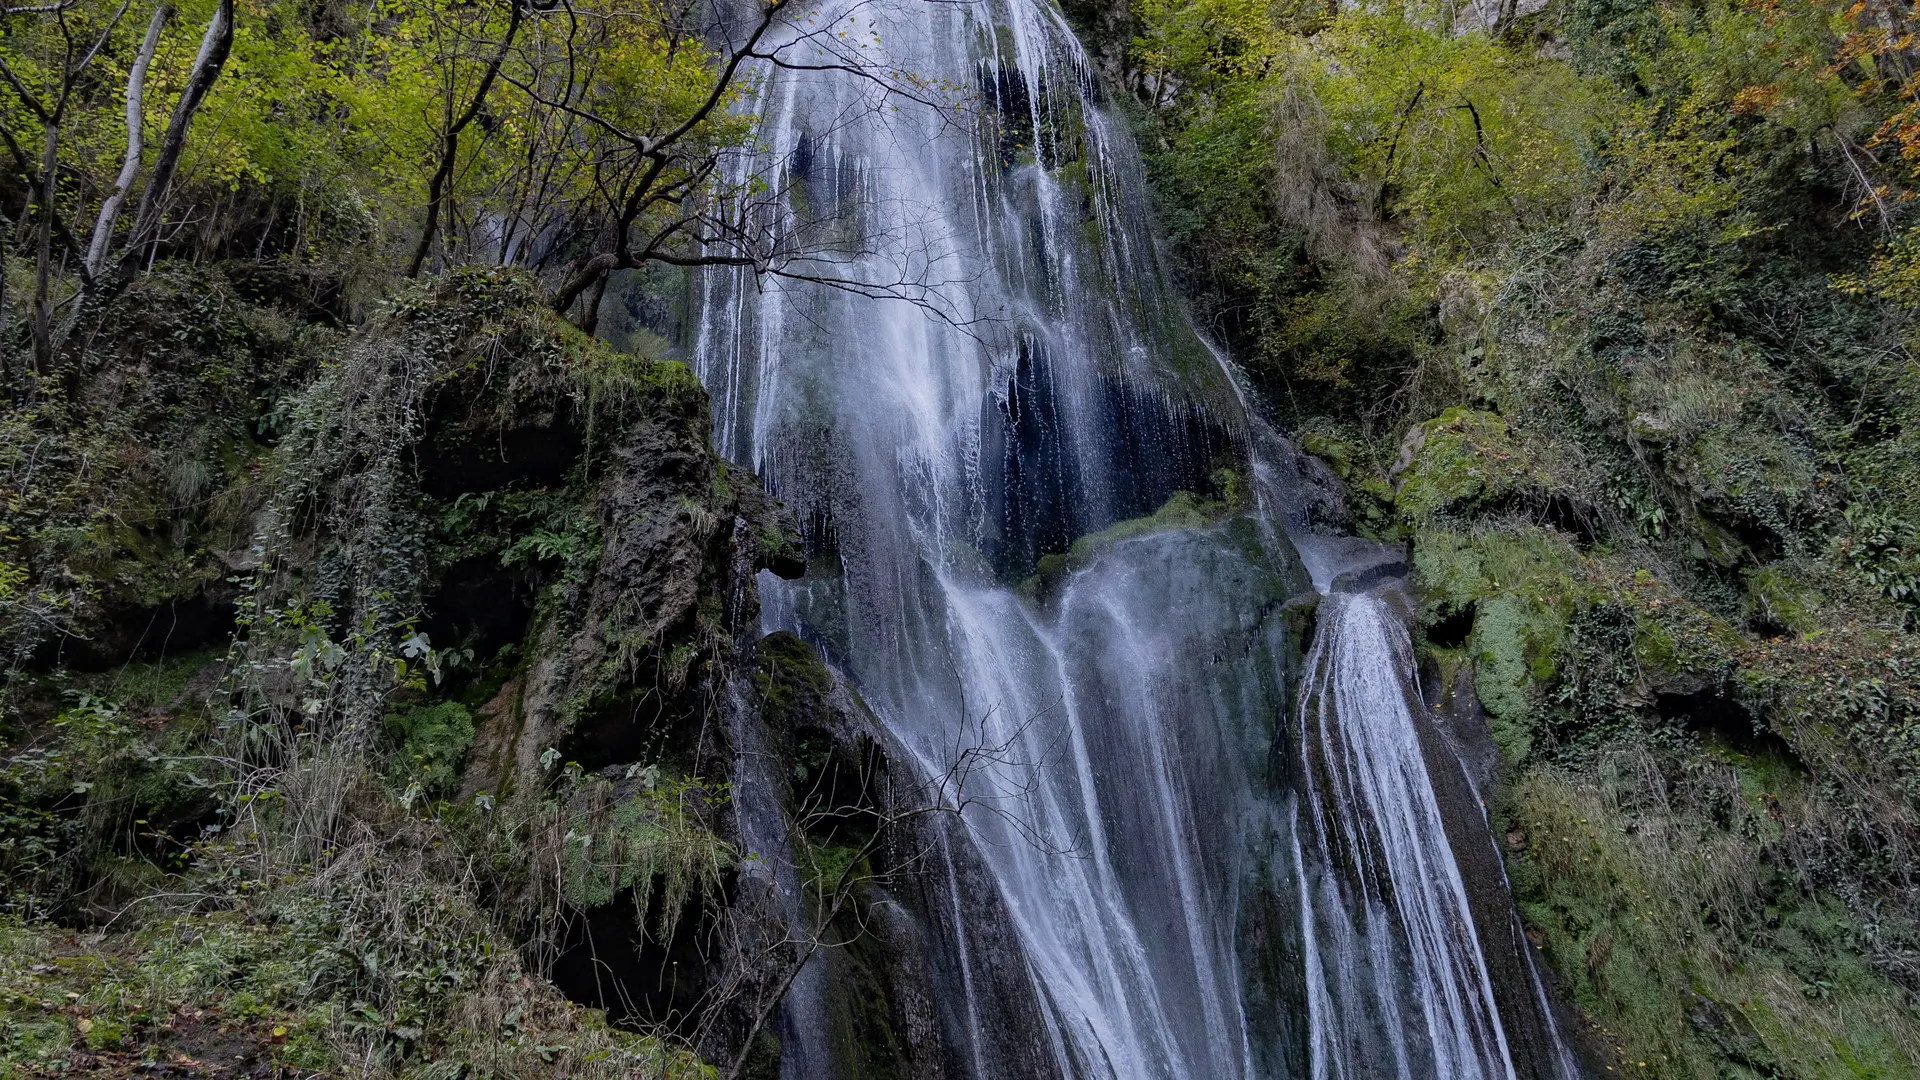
[
  {"xmin": 1, "ymin": 266, "xmax": 320, "ymax": 674},
  {"xmin": 0, "ymin": 266, "xmax": 816, "ymax": 1077},
  {"xmin": 1072, "ymin": 0, "xmax": 1920, "ymax": 1060},
  {"xmin": 746, "ymin": 630, "xmax": 953, "ymax": 1080},
  {"xmin": 1306, "ymin": 398, "xmax": 1920, "ymax": 1078}
]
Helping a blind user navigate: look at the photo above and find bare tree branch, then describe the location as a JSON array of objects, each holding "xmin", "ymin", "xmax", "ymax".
[{"xmin": 408, "ymin": 0, "xmax": 528, "ymax": 276}]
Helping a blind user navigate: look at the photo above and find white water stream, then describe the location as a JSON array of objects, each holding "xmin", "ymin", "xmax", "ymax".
[
  {"xmin": 677, "ymin": 0, "xmax": 1581, "ymax": 1074},
  {"xmin": 1297, "ymin": 591, "xmax": 1516, "ymax": 1080}
]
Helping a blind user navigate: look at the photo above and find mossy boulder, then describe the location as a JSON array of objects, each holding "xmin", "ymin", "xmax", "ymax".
[
  {"xmin": 1393, "ymin": 408, "xmax": 1543, "ymax": 526},
  {"xmin": 1020, "ymin": 489, "xmax": 1233, "ymax": 601},
  {"xmin": 1299, "ymin": 430, "xmax": 1398, "ymax": 538},
  {"xmin": 1413, "ymin": 527, "xmax": 1585, "ymax": 762},
  {"xmin": 755, "ymin": 630, "xmax": 834, "ymax": 726},
  {"xmin": 1624, "ymin": 582, "xmax": 1743, "ymax": 696}
]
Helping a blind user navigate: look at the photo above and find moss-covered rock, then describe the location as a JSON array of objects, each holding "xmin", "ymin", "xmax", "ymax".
[
  {"xmin": 1019, "ymin": 489, "xmax": 1235, "ymax": 602},
  {"xmin": 1413, "ymin": 527, "xmax": 1585, "ymax": 761},
  {"xmin": 1299, "ymin": 429, "xmax": 1399, "ymax": 538},
  {"xmin": 1394, "ymin": 408, "xmax": 1545, "ymax": 526},
  {"xmin": 1, "ymin": 265, "xmax": 320, "ymax": 673},
  {"xmin": 1, "ymin": 262, "xmax": 817, "ymax": 1078},
  {"xmin": 755, "ymin": 630, "xmax": 834, "ymax": 726}
]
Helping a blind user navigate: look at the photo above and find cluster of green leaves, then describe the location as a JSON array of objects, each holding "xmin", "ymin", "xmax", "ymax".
[
  {"xmin": 559, "ymin": 767, "xmax": 732, "ymax": 920},
  {"xmin": 0, "ymin": 618, "xmax": 725, "ymax": 1074},
  {"xmin": 0, "ymin": 650, "xmax": 229, "ymax": 919}
]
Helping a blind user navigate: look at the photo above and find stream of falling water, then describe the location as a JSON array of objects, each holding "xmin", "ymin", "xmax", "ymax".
[
  {"xmin": 677, "ymin": 0, "xmax": 1581, "ymax": 1074},
  {"xmin": 1297, "ymin": 591, "xmax": 1517, "ymax": 1080}
]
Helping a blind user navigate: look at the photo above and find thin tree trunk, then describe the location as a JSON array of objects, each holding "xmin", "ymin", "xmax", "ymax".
[
  {"xmin": 32, "ymin": 121, "xmax": 56, "ymax": 369},
  {"xmin": 407, "ymin": 0, "xmax": 524, "ymax": 277},
  {"xmin": 86, "ymin": 4, "xmax": 169, "ymax": 279},
  {"xmin": 580, "ymin": 270, "xmax": 608, "ymax": 336},
  {"xmin": 121, "ymin": 0, "xmax": 233, "ymax": 274},
  {"xmin": 1, "ymin": 247, "xmax": 11, "ymax": 384}
]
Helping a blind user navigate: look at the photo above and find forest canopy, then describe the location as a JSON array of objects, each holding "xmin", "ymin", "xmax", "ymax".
[
  {"xmin": 1123, "ymin": 0, "xmax": 1920, "ymax": 410},
  {"xmin": 0, "ymin": 0, "xmax": 945, "ymax": 372}
]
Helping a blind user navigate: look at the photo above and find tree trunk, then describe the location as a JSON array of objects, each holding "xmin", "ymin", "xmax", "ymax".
[
  {"xmin": 86, "ymin": 4, "xmax": 169, "ymax": 279},
  {"xmin": 549, "ymin": 251, "xmax": 621, "ymax": 315},
  {"xmin": 32, "ymin": 121, "xmax": 56, "ymax": 369},
  {"xmin": 121, "ymin": 0, "xmax": 232, "ymax": 274}
]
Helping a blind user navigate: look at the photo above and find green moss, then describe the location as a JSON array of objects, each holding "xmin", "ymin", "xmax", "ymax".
[
  {"xmin": 1071, "ymin": 490, "xmax": 1225, "ymax": 551},
  {"xmin": 1299, "ymin": 430, "xmax": 1362, "ymax": 478},
  {"xmin": 1395, "ymin": 408, "xmax": 1543, "ymax": 525},
  {"xmin": 1628, "ymin": 598, "xmax": 1741, "ymax": 685},
  {"xmin": 757, "ymin": 520, "xmax": 804, "ymax": 570},
  {"xmin": 1743, "ymin": 567, "xmax": 1824, "ymax": 637},
  {"xmin": 1473, "ymin": 595, "xmax": 1556, "ymax": 761},
  {"xmin": 1018, "ymin": 490, "xmax": 1234, "ymax": 601},
  {"xmin": 1412, "ymin": 527, "xmax": 1590, "ymax": 760},
  {"xmin": 1299, "ymin": 431, "xmax": 1400, "ymax": 538},
  {"xmin": 818, "ymin": 881, "xmax": 919, "ymax": 1080},
  {"xmin": 755, "ymin": 631, "xmax": 833, "ymax": 724}
]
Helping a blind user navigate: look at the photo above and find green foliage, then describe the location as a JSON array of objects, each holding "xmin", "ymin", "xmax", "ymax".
[
  {"xmin": 0, "ymin": 665, "xmax": 230, "ymax": 918},
  {"xmin": 0, "ymin": 249, "xmax": 756, "ymax": 1067},
  {"xmin": 0, "ymin": 0, "xmax": 762, "ymax": 302},
  {"xmin": 500, "ymin": 512, "xmax": 603, "ymax": 586},
  {"xmin": 1302, "ymin": 12, "xmax": 1596, "ymax": 248},
  {"xmin": 386, "ymin": 701, "xmax": 476, "ymax": 798},
  {"xmin": 560, "ymin": 771, "xmax": 733, "ymax": 920},
  {"xmin": 1508, "ymin": 751, "xmax": 1920, "ymax": 1080},
  {"xmin": 1414, "ymin": 527, "xmax": 1583, "ymax": 756},
  {"xmin": 0, "ymin": 877, "xmax": 715, "ymax": 1077},
  {"xmin": 0, "ymin": 266, "xmax": 314, "ymax": 678},
  {"xmin": 1393, "ymin": 407, "xmax": 1543, "ymax": 525}
]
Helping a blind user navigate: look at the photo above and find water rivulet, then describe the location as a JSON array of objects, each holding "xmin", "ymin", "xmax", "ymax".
[{"xmin": 684, "ymin": 0, "xmax": 1585, "ymax": 1074}]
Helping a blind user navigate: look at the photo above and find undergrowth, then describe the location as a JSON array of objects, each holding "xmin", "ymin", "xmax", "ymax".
[{"xmin": 0, "ymin": 267, "xmax": 750, "ymax": 1077}]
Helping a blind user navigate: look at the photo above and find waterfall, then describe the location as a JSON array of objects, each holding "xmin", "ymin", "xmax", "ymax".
[
  {"xmin": 677, "ymin": 0, "xmax": 1582, "ymax": 1075},
  {"xmin": 1296, "ymin": 590, "xmax": 1517, "ymax": 1080}
]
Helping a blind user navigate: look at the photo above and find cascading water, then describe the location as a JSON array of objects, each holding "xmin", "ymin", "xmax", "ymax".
[
  {"xmin": 676, "ymin": 0, "xmax": 1584, "ymax": 1075},
  {"xmin": 1296, "ymin": 589, "xmax": 1517, "ymax": 1080}
]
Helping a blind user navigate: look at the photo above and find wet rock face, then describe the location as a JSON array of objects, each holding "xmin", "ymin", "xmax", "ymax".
[
  {"xmin": 978, "ymin": 342, "xmax": 1240, "ymax": 579},
  {"xmin": 745, "ymin": 629, "xmax": 968, "ymax": 1080},
  {"xmin": 452, "ymin": 367, "xmax": 806, "ymax": 799}
]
